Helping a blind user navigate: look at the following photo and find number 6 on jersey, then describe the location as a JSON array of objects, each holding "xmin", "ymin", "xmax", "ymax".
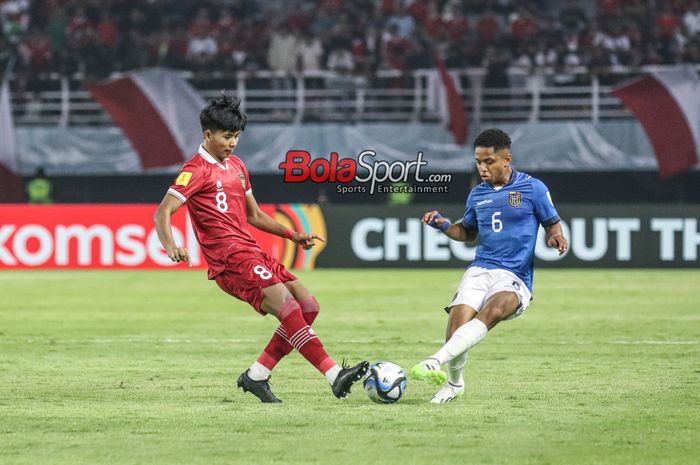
[{"xmin": 491, "ymin": 211, "xmax": 503, "ymax": 232}]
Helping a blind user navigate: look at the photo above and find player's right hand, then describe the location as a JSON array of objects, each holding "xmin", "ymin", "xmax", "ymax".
[
  {"xmin": 294, "ymin": 232, "xmax": 325, "ymax": 250},
  {"xmin": 422, "ymin": 210, "xmax": 448, "ymax": 229},
  {"xmin": 167, "ymin": 246, "xmax": 192, "ymax": 267}
]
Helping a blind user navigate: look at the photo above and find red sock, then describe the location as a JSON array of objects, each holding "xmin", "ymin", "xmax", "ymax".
[
  {"xmin": 278, "ymin": 299, "xmax": 334, "ymax": 374},
  {"xmin": 256, "ymin": 296, "xmax": 320, "ymax": 370},
  {"xmin": 256, "ymin": 327, "xmax": 292, "ymax": 371}
]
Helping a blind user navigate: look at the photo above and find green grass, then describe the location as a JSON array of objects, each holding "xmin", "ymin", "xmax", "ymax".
[{"xmin": 0, "ymin": 269, "xmax": 698, "ymax": 465}]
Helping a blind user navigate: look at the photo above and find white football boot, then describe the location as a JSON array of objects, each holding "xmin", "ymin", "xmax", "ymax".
[{"xmin": 430, "ymin": 382, "xmax": 464, "ymax": 404}]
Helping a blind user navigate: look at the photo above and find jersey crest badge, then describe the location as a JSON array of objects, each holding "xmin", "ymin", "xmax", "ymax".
[
  {"xmin": 239, "ymin": 173, "xmax": 246, "ymax": 189},
  {"xmin": 175, "ymin": 171, "xmax": 192, "ymax": 187},
  {"xmin": 508, "ymin": 191, "xmax": 522, "ymax": 207}
]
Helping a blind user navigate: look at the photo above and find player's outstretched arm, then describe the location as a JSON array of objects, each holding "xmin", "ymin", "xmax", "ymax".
[
  {"xmin": 422, "ymin": 210, "xmax": 475, "ymax": 242},
  {"xmin": 245, "ymin": 193, "xmax": 324, "ymax": 250},
  {"xmin": 545, "ymin": 221, "xmax": 568, "ymax": 256},
  {"xmin": 153, "ymin": 193, "xmax": 192, "ymax": 266}
]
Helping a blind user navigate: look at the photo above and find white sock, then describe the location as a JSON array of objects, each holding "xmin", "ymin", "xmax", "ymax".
[
  {"xmin": 447, "ymin": 351, "xmax": 468, "ymax": 387},
  {"xmin": 248, "ymin": 361, "xmax": 271, "ymax": 381},
  {"xmin": 324, "ymin": 364, "xmax": 341, "ymax": 384},
  {"xmin": 431, "ymin": 319, "xmax": 488, "ymax": 365}
]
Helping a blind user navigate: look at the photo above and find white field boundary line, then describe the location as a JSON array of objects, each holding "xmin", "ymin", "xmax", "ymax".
[
  {"xmin": 0, "ymin": 337, "xmax": 258, "ymax": 344},
  {"xmin": 431, "ymin": 340, "xmax": 700, "ymax": 345},
  {"xmin": 0, "ymin": 338, "xmax": 699, "ymax": 345},
  {"xmin": 610, "ymin": 340, "xmax": 700, "ymax": 345}
]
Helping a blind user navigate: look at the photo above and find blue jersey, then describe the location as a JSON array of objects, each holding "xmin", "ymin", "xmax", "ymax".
[{"xmin": 461, "ymin": 169, "xmax": 559, "ymax": 293}]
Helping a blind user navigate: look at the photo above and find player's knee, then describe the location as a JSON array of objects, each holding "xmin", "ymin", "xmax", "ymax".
[
  {"xmin": 299, "ymin": 295, "xmax": 320, "ymax": 325},
  {"xmin": 276, "ymin": 296, "xmax": 302, "ymax": 321},
  {"xmin": 478, "ymin": 305, "xmax": 506, "ymax": 328},
  {"xmin": 299, "ymin": 295, "xmax": 320, "ymax": 315}
]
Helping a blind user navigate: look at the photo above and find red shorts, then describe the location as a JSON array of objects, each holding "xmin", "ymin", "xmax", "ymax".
[{"xmin": 214, "ymin": 249, "xmax": 297, "ymax": 314}]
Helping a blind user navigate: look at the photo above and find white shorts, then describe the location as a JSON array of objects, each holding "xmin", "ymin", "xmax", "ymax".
[{"xmin": 449, "ymin": 266, "xmax": 532, "ymax": 320}]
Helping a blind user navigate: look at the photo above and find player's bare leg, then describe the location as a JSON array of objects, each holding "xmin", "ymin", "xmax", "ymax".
[
  {"xmin": 446, "ymin": 304, "xmax": 478, "ymax": 338},
  {"xmin": 429, "ymin": 304, "xmax": 477, "ymax": 403},
  {"xmin": 284, "ymin": 279, "xmax": 311, "ymax": 301},
  {"xmin": 475, "ymin": 292, "xmax": 521, "ymax": 329}
]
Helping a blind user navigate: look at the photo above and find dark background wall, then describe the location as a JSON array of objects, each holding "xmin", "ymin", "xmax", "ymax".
[{"xmin": 25, "ymin": 171, "xmax": 700, "ymax": 205}]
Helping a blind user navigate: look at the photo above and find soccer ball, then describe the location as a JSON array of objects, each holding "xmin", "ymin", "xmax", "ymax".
[{"xmin": 363, "ymin": 361, "xmax": 407, "ymax": 404}]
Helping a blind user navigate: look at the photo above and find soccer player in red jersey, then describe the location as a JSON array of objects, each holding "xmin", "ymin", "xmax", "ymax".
[{"xmin": 154, "ymin": 95, "xmax": 368, "ymax": 402}]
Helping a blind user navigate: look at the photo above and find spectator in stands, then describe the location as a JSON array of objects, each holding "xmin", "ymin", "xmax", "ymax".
[
  {"xmin": 2, "ymin": 0, "xmax": 700, "ymax": 91},
  {"xmin": 385, "ymin": 5, "xmax": 416, "ymax": 38},
  {"xmin": 186, "ymin": 25, "xmax": 218, "ymax": 72},
  {"xmin": 189, "ymin": 7, "xmax": 212, "ymax": 37},
  {"xmin": 476, "ymin": 7, "xmax": 501, "ymax": 45},
  {"xmin": 325, "ymin": 41, "xmax": 356, "ymax": 121},
  {"xmin": 326, "ymin": 40, "xmax": 355, "ymax": 74},
  {"xmin": 421, "ymin": 4, "xmax": 445, "ymax": 42},
  {"xmin": 18, "ymin": 26, "xmax": 50, "ymax": 75},
  {"xmin": 605, "ymin": 23, "xmax": 632, "ymax": 65},
  {"xmin": 310, "ymin": 4, "xmax": 336, "ymax": 35},
  {"xmin": 217, "ymin": 8, "xmax": 240, "ymax": 35},
  {"xmin": 297, "ymin": 31, "xmax": 323, "ymax": 72},
  {"xmin": 381, "ymin": 24, "xmax": 410, "ymax": 72},
  {"xmin": 1, "ymin": 0, "xmax": 30, "ymax": 44},
  {"xmin": 46, "ymin": 9, "xmax": 66, "ymax": 56},
  {"xmin": 267, "ymin": 22, "xmax": 298, "ymax": 101},
  {"xmin": 96, "ymin": 11, "xmax": 119, "ymax": 52},
  {"xmin": 655, "ymin": 4, "xmax": 685, "ymax": 63},
  {"xmin": 552, "ymin": 41, "xmax": 584, "ymax": 86},
  {"xmin": 513, "ymin": 40, "xmax": 556, "ymax": 72},
  {"xmin": 444, "ymin": 1, "xmax": 470, "ymax": 42},
  {"xmin": 66, "ymin": 6, "xmax": 93, "ymax": 48},
  {"xmin": 684, "ymin": 1, "xmax": 700, "ymax": 37},
  {"xmin": 358, "ymin": 19, "xmax": 382, "ymax": 76},
  {"xmin": 509, "ymin": 6, "xmax": 539, "ymax": 50},
  {"xmin": 559, "ymin": 0, "xmax": 588, "ymax": 33}
]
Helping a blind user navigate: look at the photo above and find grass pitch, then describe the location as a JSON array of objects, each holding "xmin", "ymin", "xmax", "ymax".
[{"xmin": 0, "ymin": 269, "xmax": 698, "ymax": 465}]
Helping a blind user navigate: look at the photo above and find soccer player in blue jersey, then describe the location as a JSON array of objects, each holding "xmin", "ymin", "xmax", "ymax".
[{"xmin": 411, "ymin": 128, "xmax": 568, "ymax": 403}]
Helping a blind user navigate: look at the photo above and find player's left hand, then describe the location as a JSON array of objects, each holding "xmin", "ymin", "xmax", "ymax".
[
  {"xmin": 547, "ymin": 233, "xmax": 568, "ymax": 256},
  {"xmin": 293, "ymin": 232, "xmax": 325, "ymax": 250}
]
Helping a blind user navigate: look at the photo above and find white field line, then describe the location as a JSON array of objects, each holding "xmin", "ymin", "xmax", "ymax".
[
  {"xmin": 0, "ymin": 338, "xmax": 698, "ymax": 345},
  {"xmin": 610, "ymin": 340, "xmax": 700, "ymax": 345},
  {"xmin": 0, "ymin": 337, "xmax": 256, "ymax": 344},
  {"xmin": 429, "ymin": 340, "xmax": 700, "ymax": 345}
]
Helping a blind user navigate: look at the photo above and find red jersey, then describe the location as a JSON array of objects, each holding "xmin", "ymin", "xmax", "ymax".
[{"xmin": 168, "ymin": 145, "xmax": 261, "ymax": 279}]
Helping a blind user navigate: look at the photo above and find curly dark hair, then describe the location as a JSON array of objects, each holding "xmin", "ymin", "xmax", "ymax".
[
  {"xmin": 473, "ymin": 128, "xmax": 511, "ymax": 151},
  {"xmin": 199, "ymin": 92, "xmax": 248, "ymax": 133}
]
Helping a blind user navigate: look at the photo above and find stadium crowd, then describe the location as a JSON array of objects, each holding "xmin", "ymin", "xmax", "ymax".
[{"xmin": 1, "ymin": 0, "xmax": 700, "ymax": 89}]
